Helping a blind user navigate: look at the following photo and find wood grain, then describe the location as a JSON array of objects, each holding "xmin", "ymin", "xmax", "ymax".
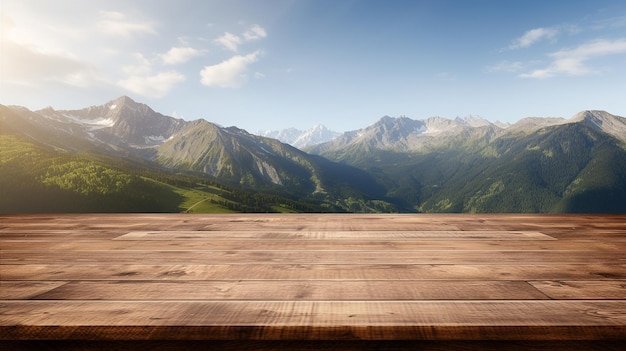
[
  {"xmin": 1, "ymin": 213, "xmax": 625, "ymax": 350},
  {"xmin": 1, "ymin": 300, "xmax": 625, "ymax": 339},
  {"xmin": 529, "ymin": 281, "xmax": 626, "ymax": 299},
  {"xmin": 2, "ymin": 239, "xmax": 625, "ymax": 251},
  {"xmin": 0, "ymin": 281, "xmax": 68, "ymax": 300},
  {"xmin": 114, "ymin": 230, "xmax": 556, "ymax": 240},
  {"xmin": 2, "ymin": 263, "xmax": 625, "ymax": 281},
  {"xmin": 4, "ymin": 249, "xmax": 624, "ymax": 265},
  {"xmin": 2, "ymin": 340, "xmax": 625, "ymax": 351},
  {"xmin": 30, "ymin": 280, "xmax": 549, "ymax": 300}
]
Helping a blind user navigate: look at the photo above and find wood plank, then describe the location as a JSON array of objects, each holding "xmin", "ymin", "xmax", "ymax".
[
  {"xmin": 2, "ymin": 250, "xmax": 623, "ymax": 265},
  {"xmin": 30, "ymin": 280, "xmax": 548, "ymax": 300},
  {"xmin": 5, "ymin": 239, "xmax": 624, "ymax": 251},
  {"xmin": 4, "ymin": 213, "xmax": 616, "ymax": 230},
  {"xmin": 0, "ymin": 230, "xmax": 124, "ymax": 240},
  {"xmin": 536, "ymin": 231, "xmax": 626, "ymax": 240},
  {"xmin": 114, "ymin": 230, "xmax": 556, "ymax": 240},
  {"xmin": 3, "ymin": 264, "xmax": 625, "ymax": 281},
  {"xmin": 530, "ymin": 281, "xmax": 626, "ymax": 299},
  {"xmin": 1, "ymin": 300, "xmax": 625, "ymax": 340},
  {"xmin": 0, "ymin": 281, "xmax": 68, "ymax": 300},
  {"xmin": 3, "ymin": 340, "xmax": 625, "ymax": 351},
  {"xmin": 0, "ymin": 214, "xmax": 468, "ymax": 231},
  {"xmin": 1, "ymin": 213, "xmax": 623, "ymax": 231},
  {"xmin": 453, "ymin": 214, "xmax": 626, "ymax": 231}
]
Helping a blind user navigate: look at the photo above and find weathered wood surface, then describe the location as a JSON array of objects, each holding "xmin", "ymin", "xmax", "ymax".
[{"xmin": 1, "ymin": 214, "xmax": 625, "ymax": 350}]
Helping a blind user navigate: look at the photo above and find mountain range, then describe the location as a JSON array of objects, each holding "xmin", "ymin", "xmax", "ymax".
[
  {"xmin": 1, "ymin": 97, "xmax": 390, "ymax": 213},
  {"xmin": 308, "ymin": 110, "xmax": 626, "ymax": 213},
  {"xmin": 2, "ymin": 96, "xmax": 626, "ymax": 213}
]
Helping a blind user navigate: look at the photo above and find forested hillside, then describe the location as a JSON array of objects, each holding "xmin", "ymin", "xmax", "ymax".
[
  {"xmin": 318, "ymin": 121, "xmax": 626, "ymax": 213},
  {"xmin": 0, "ymin": 133, "xmax": 329, "ymax": 213}
]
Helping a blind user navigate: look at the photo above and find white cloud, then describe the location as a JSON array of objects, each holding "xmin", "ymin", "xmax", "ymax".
[
  {"xmin": 161, "ymin": 46, "xmax": 203, "ymax": 65},
  {"xmin": 215, "ymin": 32, "xmax": 242, "ymax": 52},
  {"xmin": 122, "ymin": 53, "xmax": 151, "ymax": 75},
  {"xmin": 200, "ymin": 51, "xmax": 262, "ymax": 88},
  {"xmin": 0, "ymin": 38, "xmax": 98, "ymax": 87},
  {"xmin": 592, "ymin": 16, "xmax": 626, "ymax": 30},
  {"xmin": 553, "ymin": 38, "xmax": 626, "ymax": 58},
  {"xmin": 520, "ymin": 38, "xmax": 626, "ymax": 78},
  {"xmin": 97, "ymin": 11, "xmax": 156, "ymax": 38},
  {"xmin": 519, "ymin": 68, "xmax": 553, "ymax": 79},
  {"xmin": 117, "ymin": 71, "xmax": 185, "ymax": 98},
  {"xmin": 214, "ymin": 25, "xmax": 267, "ymax": 52},
  {"xmin": 243, "ymin": 25, "xmax": 267, "ymax": 41},
  {"xmin": 510, "ymin": 27, "xmax": 559, "ymax": 49}
]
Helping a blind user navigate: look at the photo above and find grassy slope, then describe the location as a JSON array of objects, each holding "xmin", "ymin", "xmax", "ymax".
[
  {"xmin": 0, "ymin": 134, "xmax": 308, "ymax": 213},
  {"xmin": 173, "ymin": 184, "xmax": 236, "ymax": 213}
]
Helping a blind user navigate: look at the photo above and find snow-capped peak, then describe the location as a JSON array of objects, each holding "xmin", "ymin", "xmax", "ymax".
[
  {"xmin": 258, "ymin": 125, "xmax": 340, "ymax": 149},
  {"xmin": 455, "ymin": 115, "xmax": 491, "ymax": 127}
]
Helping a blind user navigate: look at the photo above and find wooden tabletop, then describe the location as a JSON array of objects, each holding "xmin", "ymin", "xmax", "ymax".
[{"xmin": 1, "ymin": 214, "xmax": 625, "ymax": 350}]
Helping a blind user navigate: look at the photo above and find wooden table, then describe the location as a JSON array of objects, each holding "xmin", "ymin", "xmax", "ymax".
[{"xmin": 1, "ymin": 214, "xmax": 625, "ymax": 350}]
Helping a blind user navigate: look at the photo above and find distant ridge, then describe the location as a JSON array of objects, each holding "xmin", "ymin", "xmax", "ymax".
[
  {"xmin": 258, "ymin": 124, "xmax": 340, "ymax": 149},
  {"xmin": 308, "ymin": 110, "xmax": 626, "ymax": 155}
]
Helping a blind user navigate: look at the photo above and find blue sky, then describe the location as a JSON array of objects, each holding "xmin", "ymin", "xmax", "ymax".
[{"xmin": 2, "ymin": 0, "xmax": 626, "ymax": 132}]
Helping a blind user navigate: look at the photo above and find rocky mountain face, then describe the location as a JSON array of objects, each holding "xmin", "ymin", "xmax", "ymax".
[
  {"xmin": 156, "ymin": 119, "xmax": 324, "ymax": 190},
  {"xmin": 258, "ymin": 124, "xmax": 341, "ymax": 149},
  {"xmin": 570, "ymin": 110, "xmax": 626, "ymax": 140},
  {"xmin": 34, "ymin": 96, "xmax": 186, "ymax": 149}
]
